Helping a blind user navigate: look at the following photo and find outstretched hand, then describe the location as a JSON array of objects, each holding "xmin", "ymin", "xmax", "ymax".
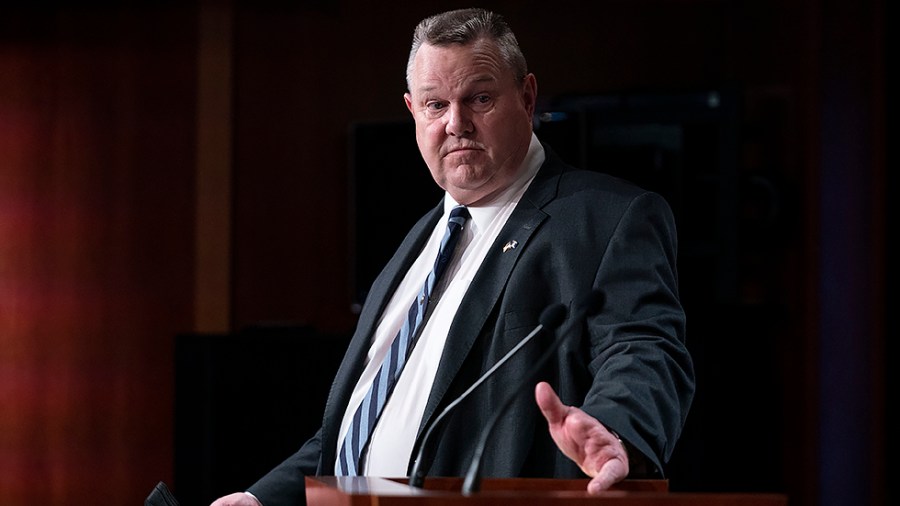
[
  {"xmin": 210, "ymin": 492, "xmax": 262, "ymax": 506},
  {"xmin": 535, "ymin": 381, "xmax": 629, "ymax": 494}
]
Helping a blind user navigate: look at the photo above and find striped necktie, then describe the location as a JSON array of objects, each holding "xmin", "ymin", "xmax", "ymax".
[{"xmin": 336, "ymin": 205, "xmax": 470, "ymax": 476}]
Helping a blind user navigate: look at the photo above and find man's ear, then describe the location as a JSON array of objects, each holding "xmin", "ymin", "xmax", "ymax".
[
  {"xmin": 404, "ymin": 93, "xmax": 414, "ymax": 115},
  {"xmin": 521, "ymin": 73, "xmax": 538, "ymax": 118}
]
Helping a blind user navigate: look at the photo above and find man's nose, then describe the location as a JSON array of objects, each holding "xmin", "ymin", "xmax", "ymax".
[{"xmin": 444, "ymin": 103, "xmax": 474, "ymax": 136}]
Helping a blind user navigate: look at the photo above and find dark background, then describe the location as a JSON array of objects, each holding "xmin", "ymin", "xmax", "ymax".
[{"xmin": 0, "ymin": 1, "xmax": 889, "ymax": 505}]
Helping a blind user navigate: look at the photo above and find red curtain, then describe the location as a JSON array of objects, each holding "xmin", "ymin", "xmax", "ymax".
[{"xmin": 0, "ymin": 6, "xmax": 196, "ymax": 504}]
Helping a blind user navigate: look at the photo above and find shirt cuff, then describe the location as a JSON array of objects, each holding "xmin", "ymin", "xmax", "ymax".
[{"xmin": 243, "ymin": 491, "xmax": 263, "ymax": 506}]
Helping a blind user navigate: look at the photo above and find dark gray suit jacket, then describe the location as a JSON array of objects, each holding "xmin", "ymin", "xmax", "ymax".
[{"xmin": 248, "ymin": 148, "xmax": 695, "ymax": 506}]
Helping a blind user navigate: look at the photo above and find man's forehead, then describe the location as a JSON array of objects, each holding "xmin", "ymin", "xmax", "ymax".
[
  {"xmin": 414, "ymin": 73, "xmax": 498, "ymax": 94},
  {"xmin": 410, "ymin": 42, "xmax": 507, "ymax": 93}
]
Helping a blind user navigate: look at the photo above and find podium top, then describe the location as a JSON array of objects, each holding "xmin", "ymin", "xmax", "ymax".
[{"xmin": 306, "ymin": 477, "xmax": 788, "ymax": 506}]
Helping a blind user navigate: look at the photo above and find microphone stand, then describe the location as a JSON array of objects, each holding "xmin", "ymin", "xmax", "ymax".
[{"xmin": 461, "ymin": 290, "xmax": 604, "ymax": 494}]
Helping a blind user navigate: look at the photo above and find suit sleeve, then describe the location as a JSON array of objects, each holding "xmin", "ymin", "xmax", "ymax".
[
  {"xmin": 581, "ymin": 191, "xmax": 695, "ymax": 475},
  {"xmin": 245, "ymin": 427, "xmax": 322, "ymax": 506}
]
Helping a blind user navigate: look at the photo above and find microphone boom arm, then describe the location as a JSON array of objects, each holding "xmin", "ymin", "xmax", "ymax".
[
  {"xmin": 408, "ymin": 303, "xmax": 567, "ymax": 488},
  {"xmin": 461, "ymin": 290, "xmax": 604, "ymax": 494}
]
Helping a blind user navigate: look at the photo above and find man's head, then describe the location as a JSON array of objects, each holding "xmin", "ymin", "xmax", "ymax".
[{"xmin": 404, "ymin": 8, "xmax": 537, "ymax": 206}]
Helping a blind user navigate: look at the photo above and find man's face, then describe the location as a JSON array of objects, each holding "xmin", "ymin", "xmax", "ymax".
[{"xmin": 404, "ymin": 40, "xmax": 537, "ymax": 206}]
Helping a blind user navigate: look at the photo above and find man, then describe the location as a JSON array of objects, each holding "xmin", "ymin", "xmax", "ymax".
[{"xmin": 212, "ymin": 8, "xmax": 694, "ymax": 506}]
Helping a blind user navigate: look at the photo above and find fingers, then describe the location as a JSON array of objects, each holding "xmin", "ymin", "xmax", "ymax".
[
  {"xmin": 586, "ymin": 457, "xmax": 629, "ymax": 494},
  {"xmin": 210, "ymin": 492, "xmax": 262, "ymax": 506},
  {"xmin": 534, "ymin": 381, "xmax": 568, "ymax": 425}
]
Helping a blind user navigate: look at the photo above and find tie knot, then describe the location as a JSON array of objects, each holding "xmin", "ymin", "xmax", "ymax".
[{"xmin": 449, "ymin": 205, "xmax": 470, "ymax": 223}]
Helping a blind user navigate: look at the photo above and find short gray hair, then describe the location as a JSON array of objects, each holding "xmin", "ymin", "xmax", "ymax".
[{"xmin": 406, "ymin": 8, "xmax": 528, "ymax": 90}]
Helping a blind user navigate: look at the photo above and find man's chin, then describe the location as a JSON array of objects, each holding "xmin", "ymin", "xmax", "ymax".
[
  {"xmin": 442, "ymin": 162, "xmax": 486, "ymax": 179},
  {"xmin": 444, "ymin": 171, "xmax": 486, "ymax": 192}
]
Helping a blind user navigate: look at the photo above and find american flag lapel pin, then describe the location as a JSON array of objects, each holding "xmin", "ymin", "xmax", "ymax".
[{"xmin": 502, "ymin": 240, "xmax": 518, "ymax": 253}]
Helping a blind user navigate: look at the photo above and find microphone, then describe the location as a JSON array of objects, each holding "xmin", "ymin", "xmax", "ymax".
[
  {"xmin": 408, "ymin": 302, "xmax": 567, "ymax": 488},
  {"xmin": 461, "ymin": 289, "xmax": 605, "ymax": 494}
]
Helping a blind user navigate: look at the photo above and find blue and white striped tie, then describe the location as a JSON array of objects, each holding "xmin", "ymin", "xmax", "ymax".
[{"xmin": 335, "ymin": 205, "xmax": 470, "ymax": 476}]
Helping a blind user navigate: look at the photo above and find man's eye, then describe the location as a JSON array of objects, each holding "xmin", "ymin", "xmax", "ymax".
[
  {"xmin": 426, "ymin": 102, "xmax": 446, "ymax": 111},
  {"xmin": 469, "ymin": 94, "xmax": 495, "ymax": 108}
]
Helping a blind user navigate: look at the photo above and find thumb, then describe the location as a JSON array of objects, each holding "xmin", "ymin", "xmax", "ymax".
[{"xmin": 535, "ymin": 381, "xmax": 567, "ymax": 425}]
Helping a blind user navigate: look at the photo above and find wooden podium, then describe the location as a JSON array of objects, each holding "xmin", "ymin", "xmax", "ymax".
[{"xmin": 306, "ymin": 476, "xmax": 788, "ymax": 505}]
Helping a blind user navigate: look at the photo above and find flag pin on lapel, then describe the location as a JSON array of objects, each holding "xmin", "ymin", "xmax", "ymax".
[{"xmin": 502, "ymin": 240, "xmax": 518, "ymax": 253}]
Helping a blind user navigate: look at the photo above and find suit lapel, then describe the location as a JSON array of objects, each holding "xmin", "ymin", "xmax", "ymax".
[{"xmin": 413, "ymin": 157, "xmax": 563, "ymax": 454}]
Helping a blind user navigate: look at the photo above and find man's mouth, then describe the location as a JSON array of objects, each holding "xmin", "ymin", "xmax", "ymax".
[{"xmin": 444, "ymin": 144, "xmax": 482, "ymax": 156}]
